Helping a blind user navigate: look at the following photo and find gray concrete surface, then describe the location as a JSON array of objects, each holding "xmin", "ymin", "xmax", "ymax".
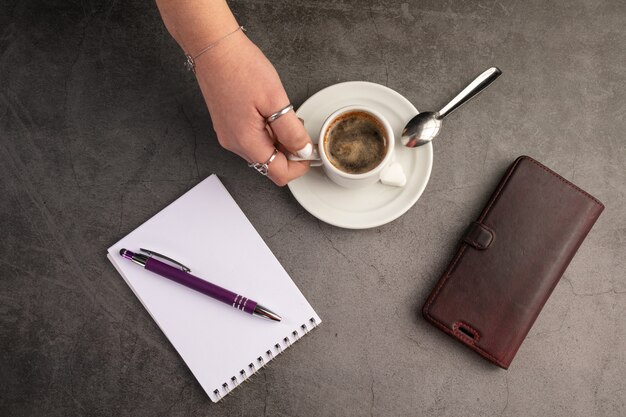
[{"xmin": 1, "ymin": 0, "xmax": 625, "ymax": 416}]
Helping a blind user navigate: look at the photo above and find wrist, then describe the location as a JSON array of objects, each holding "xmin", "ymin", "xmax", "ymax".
[
  {"xmin": 193, "ymin": 31, "xmax": 250, "ymax": 75},
  {"xmin": 183, "ymin": 25, "xmax": 245, "ymax": 73},
  {"xmin": 180, "ymin": 19, "xmax": 240, "ymax": 58},
  {"xmin": 156, "ymin": 0, "xmax": 239, "ymax": 55}
]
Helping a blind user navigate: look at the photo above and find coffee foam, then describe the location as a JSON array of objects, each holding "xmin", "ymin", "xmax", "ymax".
[{"xmin": 324, "ymin": 111, "xmax": 387, "ymax": 175}]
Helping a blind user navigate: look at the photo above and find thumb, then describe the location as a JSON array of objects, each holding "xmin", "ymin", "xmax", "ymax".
[{"xmin": 267, "ymin": 107, "xmax": 314, "ymax": 159}]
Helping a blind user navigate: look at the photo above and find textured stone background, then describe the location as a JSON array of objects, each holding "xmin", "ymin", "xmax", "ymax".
[{"xmin": 1, "ymin": 0, "xmax": 625, "ymax": 416}]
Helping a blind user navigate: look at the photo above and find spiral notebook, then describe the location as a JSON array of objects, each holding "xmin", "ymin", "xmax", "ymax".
[{"xmin": 107, "ymin": 175, "xmax": 321, "ymax": 402}]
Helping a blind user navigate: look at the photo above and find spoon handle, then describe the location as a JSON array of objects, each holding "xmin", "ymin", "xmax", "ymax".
[{"xmin": 438, "ymin": 67, "xmax": 502, "ymax": 119}]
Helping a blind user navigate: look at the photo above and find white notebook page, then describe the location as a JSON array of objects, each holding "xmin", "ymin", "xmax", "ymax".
[{"xmin": 107, "ymin": 175, "xmax": 321, "ymax": 402}]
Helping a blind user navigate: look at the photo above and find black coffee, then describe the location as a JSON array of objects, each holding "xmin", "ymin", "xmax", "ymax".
[{"xmin": 324, "ymin": 111, "xmax": 387, "ymax": 175}]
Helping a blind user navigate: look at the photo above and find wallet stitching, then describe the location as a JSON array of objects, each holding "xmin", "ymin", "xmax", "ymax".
[
  {"xmin": 478, "ymin": 157, "xmax": 603, "ymax": 226},
  {"xmin": 423, "ymin": 157, "xmax": 526, "ymax": 368},
  {"xmin": 452, "ymin": 321, "xmax": 481, "ymax": 343},
  {"xmin": 424, "ymin": 155, "xmax": 603, "ymax": 368},
  {"xmin": 453, "ymin": 331, "xmax": 476, "ymax": 345},
  {"xmin": 424, "ymin": 156, "xmax": 522, "ymax": 311},
  {"xmin": 477, "ymin": 157, "xmax": 524, "ymax": 222},
  {"xmin": 423, "ymin": 245, "xmax": 509, "ymax": 367},
  {"xmin": 523, "ymin": 157, "xmax": 604, "ymax": 208},
  {"xmin": 425, "ymin": 307, "xmax": 505, "ymax": 366}
]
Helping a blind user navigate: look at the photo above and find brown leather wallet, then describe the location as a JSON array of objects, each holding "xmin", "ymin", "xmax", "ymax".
[{"xmin": 422, "ymin": 156, "xmax": 604, "ymax": 369}]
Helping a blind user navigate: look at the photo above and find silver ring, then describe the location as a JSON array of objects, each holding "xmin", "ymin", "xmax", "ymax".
[
  {"xmin": 248, "ymin": 148, "xmax": 278, "ymax": 176},
  {"xmin": 266, "ymin": 104, "xmax": 293, "ymax": 123}
]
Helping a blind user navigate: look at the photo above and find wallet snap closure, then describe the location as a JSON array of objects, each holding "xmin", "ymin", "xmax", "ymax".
[{"xmin": 463, "ymin": 222, "xmax": 494, "ymax": 250}]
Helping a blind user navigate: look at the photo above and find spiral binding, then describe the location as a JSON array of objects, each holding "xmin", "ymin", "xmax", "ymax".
[{"xmin": 210, "ymin": 316, "xmax": 319, "ymax": 401}]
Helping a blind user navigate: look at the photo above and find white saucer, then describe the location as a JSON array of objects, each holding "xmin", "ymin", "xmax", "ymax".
[{"xmin": 288, "ymin": 81, "xmax": 433, "ymax": 229}]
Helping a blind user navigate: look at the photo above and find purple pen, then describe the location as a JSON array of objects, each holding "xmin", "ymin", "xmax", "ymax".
[{"xmin": 119, "ymin": 248, "xmax": 281, "ymax": 322}]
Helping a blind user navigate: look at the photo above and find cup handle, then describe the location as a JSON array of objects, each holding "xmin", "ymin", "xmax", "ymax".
[{"xmin": 287, "ymin": 147, "xmax": 323, "ymax": 167}]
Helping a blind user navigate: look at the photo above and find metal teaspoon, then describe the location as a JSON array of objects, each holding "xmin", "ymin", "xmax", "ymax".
[{"xmin": 401, "ymin": 67, "xmax": 502, "ymax": 148}]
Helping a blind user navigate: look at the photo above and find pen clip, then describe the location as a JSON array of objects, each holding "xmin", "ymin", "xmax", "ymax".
[{"xmin": 139, "ymin": 248, "xmax": 191, "ymax": 273}]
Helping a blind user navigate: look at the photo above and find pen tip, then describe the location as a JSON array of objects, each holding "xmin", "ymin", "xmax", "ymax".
[{"xmin": 253, "ymin": 304, "xmax": 282, "ymax": 322}]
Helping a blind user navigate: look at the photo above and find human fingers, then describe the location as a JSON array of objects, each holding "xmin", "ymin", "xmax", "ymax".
[
  {"xmin": 267, "ymin": 107, "xmax": 314, "ymax": 160},
  {"xmin": 267, "ymin": 152, "xmax": 310, "ymax": 187},
  {"xmin": 245, "ymin": 129, "xmax": 310, "ymax": 186}
]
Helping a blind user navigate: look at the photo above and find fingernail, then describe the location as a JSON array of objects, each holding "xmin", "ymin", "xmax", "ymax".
[{"xmin": 296, "ymin": 143, "xmax": 313, "ymax": 159}]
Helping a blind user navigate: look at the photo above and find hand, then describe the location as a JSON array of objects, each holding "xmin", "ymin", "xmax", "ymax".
[{"xmin": 193, "ymin": 32, "xmax": 312, "ymax": 186}]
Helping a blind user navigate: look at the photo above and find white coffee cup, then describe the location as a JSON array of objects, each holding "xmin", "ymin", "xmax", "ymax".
[
  {"xmin": 318, "ymin": 105, "xmax": 396, "ymax": 189},
  {"xmin": 288, "ymin": 105, "xmax": 406, "ymax": 188}
]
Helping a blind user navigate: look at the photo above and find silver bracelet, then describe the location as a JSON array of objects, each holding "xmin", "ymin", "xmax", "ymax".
[{"xmin": 184, "ymin": 26, "xmax": 246, "ymax": 73}]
